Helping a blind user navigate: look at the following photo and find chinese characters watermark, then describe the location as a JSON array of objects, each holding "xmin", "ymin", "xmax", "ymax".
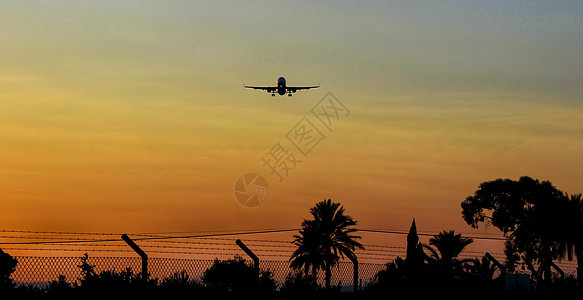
[{"xmin": 234, "ymin": 91, "xmax": 349, "ymax": 207}]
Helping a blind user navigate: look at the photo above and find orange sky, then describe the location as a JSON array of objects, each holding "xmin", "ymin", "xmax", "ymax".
[{"xmin": 1, "ymin": 1, "xmax": 583, "ymax": 250}]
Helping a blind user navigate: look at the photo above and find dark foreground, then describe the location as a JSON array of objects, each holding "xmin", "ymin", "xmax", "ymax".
[{"xmin": 2, "ymin": 286, "xmax": 583, "ymax": 300}]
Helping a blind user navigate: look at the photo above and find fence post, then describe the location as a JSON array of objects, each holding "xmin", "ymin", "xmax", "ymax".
[
  {"xmin": 551, "ymin": 262, "xmax": 565, "ymax": 281},
  {"xmin": 347, "ymin": 254, "xmax": 358, "ymax": 293},
  {"xmin": 121, "ymin": 234, "xmax": 148, "ymax": 279},
  {"xmin": 485, "ymin": 252, "xmax": 505, "ymax": 275},
  {"xmin": 235, "ymin": 239, "xmax": 259, "ymax": 275}
]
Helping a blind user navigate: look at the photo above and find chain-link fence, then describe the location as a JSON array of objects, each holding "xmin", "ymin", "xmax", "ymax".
[{"xmin": 11, "ymin": 256, "xmax": 386, "ymax": 291}]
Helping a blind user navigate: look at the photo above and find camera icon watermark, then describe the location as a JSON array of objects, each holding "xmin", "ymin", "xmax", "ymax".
[{"xmin": 233, "ymin": 172, "xmax": 270, "ymax": 208}]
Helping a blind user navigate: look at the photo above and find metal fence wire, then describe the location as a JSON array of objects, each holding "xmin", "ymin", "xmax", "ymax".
[{"xmin": 11, "ymin": 256, "xmax": 386, "ymax": 290}]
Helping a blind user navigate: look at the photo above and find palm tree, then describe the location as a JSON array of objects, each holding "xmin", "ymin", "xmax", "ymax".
[
  {"xmin": 423, "ymin": 230, "xmax": 474, "ymax": 278},
  {"xmin": 468, "ymin": 255, "xmax": 500, "ymax": 282},
  {"xmin": 290, "ymin": 199, "xmax": 364, "ymax": 289},
  {"xmin": 289, "ymin": 221, "xmax": 323, "ymax": 285},
  {"xmin": 374, "ymin": 257, "xmax": 406, "ymax": 286}
]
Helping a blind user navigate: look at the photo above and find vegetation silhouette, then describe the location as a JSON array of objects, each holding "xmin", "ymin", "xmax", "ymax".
[
  {"xmin": 159, "ymin": 270, "xmax": 195, "ymax": 288},
  {"xmin": 290, "ymin": 199, "xmax": 364, "ymax": 290},
  {"xmin": 0, "ymin": 248, "xmax": 18, "ymax": 289},
  {"xmin": 3, "ymin": 187, "xmax": 583, "ymax": 298},
  {"xmin": 423, "ymin": 230, "xmax": 474, "ymax": 279},
  {"xmin": 404, "ymin": 219, "xmax": 424, "ymax": 279},
  {"xmin": 77, "ymin": 253, "xmax": 156, "ymax": 290},
  {"xmin": 460, "ymin": 176, "xmax": 583, "ymax": 291},
  {"xmin": 558, "ymin": 193, "xmax": 583, "ymax": 286},
  {"xmin": 367, "ymin": 224, "xmax": 505, "ymax": 298},
  {"xmin": 467, "ymin": 255, "xmax": 500, "ymax": 283},
  {"xmin": 202, "ymin": 255, "xmax": 276, "ymax": 296},
  {"xmin": 279, "ymin": 271, "xmax": 319, "ymax": 295}
]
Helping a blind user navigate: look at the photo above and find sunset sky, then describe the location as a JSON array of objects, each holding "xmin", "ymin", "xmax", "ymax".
[{"xmin": 1, "ymin": 1, "xmax": 583, "ymax": 247}]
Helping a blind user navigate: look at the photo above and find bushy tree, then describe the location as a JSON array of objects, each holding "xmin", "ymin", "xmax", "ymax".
[
  {"xmin": 160, "ymin": 270, "xmax": 193, "ymax": 288},
  {"xmin": 461, "ymin": 176, "xmax": 567, "ymax": 289},
  {"xmin": 0, "ymin": 248, "xmax": 17, "ymax": 288},
  {"xmin": 202, "ymin": 255, "xmax": 275, "ymax": 295},
  {"xmin": 373, "ymin": 257, "xmax": 406, "ymax": 288},
  {"xmin": 557, "ymin": 193, "xmax": 583, "ymax": 286},
  {"xmin": 279, "ymin": 271, "xmax": 319, "ymax": 294},
  {"xmin": 77, "ymin": 253, "xmax": 156, "ymax": 290}
]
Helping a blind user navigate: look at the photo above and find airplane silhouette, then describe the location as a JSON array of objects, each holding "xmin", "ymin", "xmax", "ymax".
[{"xmin": 244, "ymin": 77, "xmax": 319, "ymax": 97}]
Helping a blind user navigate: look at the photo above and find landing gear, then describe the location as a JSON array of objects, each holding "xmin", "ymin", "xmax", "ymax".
[
  {"xmin": 272, "ymin": 93, "xmax": 275, "ymax": 97},
  {"xmin": 288, "ymin": 93, "xmax": 293, "ymax": 97}
]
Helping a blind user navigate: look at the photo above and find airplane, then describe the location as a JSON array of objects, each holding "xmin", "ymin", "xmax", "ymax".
[{"xmin": 244, "ymin": 77, "xmax": 319, "ymax": 97}]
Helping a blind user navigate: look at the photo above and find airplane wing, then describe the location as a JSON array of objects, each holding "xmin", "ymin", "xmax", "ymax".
[
  {"xmin": 244, "ymin": 85, "xmax": 276, "ymax": 90},
  {"xmin": 287, "ymin": 85, "xmax": 320, "ymax": 91}
]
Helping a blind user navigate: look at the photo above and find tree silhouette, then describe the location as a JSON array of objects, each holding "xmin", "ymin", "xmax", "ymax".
[
  {"xmin": 289, "ymin": 222, "xmax": 323, "ymax": 285},
  {"xmin": 77, "ymin": 253, "xmax": 156, "ymax": 290},
  {"xmin": 468, "ymin": 255, "xmax": 500, "ymax": 282},
  {"xmin": 160, "ymin": 270, "xmax": 193, "ymax": 288},
  {"xmin": 461, "ymin": 176, "xmax": 566, "ymax": 290},
  {"xmin": 280, "ymin": 271, "xmax": 319, "ymax": 295},
  {"xmin": 373, "ymin": 257, "xmax": 406, "ymax": 287},
  {"xmin": 0, "ymin": 248, "xmax": 17, "ymax": 288},
  {"xmin": 557, "ymin": 193, "xmax": 583, "ymax": 286},
  {"xmin": 423, "ymin": 230, "xmax": 473, "ymax": 278},
  {"xmin": 290, "ymin": 199, "xmax": 364, "ymax": 289},
  {"xmin": 405, "ymin": 219, "xmax": 425, "ymax": 279},
  {"xmin": 202, "ymin": 255, "xmax": 275, "ymax": 294}
]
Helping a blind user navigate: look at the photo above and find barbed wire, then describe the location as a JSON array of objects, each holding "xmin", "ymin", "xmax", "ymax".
[
  {"xmin": 0, "ymin": 229, "xmax": 301, "ymax": 245},
  {"xmin": 0, "ymin": 227, "xmax": 508, "ymax": 240},
  {"xmin": 2, "ymin": 227, "xmax": 572, "ymax": 268},
  {"xmin": 359, "ymin": 229, "xmax": 507, "ymax": 241},
  {"xmin": 3, "ymin": 228, "xmax": 578, "ymax": 286}
]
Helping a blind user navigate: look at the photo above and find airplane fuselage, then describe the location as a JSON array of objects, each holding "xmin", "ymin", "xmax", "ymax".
[
  {"xmin": 266, "ymin": 77, "xmax": 293, "ymax": 96},
  {"xmin": 275, "ymin": 77, "xmax": 287, "ymax": 95}
]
